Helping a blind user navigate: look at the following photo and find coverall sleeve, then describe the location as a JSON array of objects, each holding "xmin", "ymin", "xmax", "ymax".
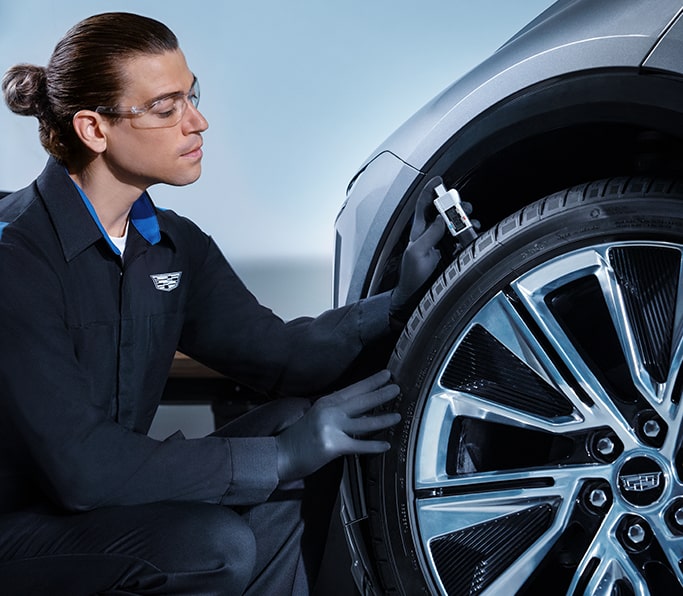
[
  {"xmin": 0, "ymin": 243, "xmax": 279, "ymax": 511},
  {"xmin": 177, "ymin": 232, "xmax": 393, "ymax": 397}
]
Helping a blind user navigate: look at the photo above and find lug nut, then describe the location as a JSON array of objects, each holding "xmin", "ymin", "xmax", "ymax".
[
  {"xmin": 619, "ymin": 517, "xmax": 651, "ymax": 551},
  {"xmin": 588, "ymin": 489, "xmax": 608, "ymax": 508},
  {"xmin": 643, "ymin": 419, "xmax": 661, "ymax": 438},
  {"xmin": 674, "ymin": 507, "xmax": 683, "ymax": 528},
  {"xmin": 596, "ymin": 437, "xmax": 615, "ymax": 456},
  {"xmin": 627, "ymin": 523, "xmax": 646, "ymax": 545},
  {"xmin": 665, "ymin": 502, "xmax": 683, "ymax": 535},
  {"xmin": 636, "ymin": 412, "xmax": 667, "ymax": 447}
]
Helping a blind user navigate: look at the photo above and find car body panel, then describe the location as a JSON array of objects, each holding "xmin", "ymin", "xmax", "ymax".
[
  {"xmin": 367, "ymin": 0, "xmax": 683, "ymax": 173},
  {"xmin": 334, "ymin": 151, "xmax": 419, "ymax": 305},
  {"xmin": 643, "ymin": 7, "xmax": 683, "ymax": 72}
]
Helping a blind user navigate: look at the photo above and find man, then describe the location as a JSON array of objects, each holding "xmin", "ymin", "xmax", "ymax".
[{"xmin": 0, "ymin": 12, "xmax": 444, "ymax": 595}]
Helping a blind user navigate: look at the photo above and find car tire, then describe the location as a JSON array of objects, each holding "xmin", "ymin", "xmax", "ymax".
[{"xmin": 366, "ymin": 177, "xmax": 683, "ymax": 595}]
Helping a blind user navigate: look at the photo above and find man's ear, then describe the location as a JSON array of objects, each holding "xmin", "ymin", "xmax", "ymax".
[{"xmin": 72, "ymin": 110, "xmax": 108, "ymax": 154}]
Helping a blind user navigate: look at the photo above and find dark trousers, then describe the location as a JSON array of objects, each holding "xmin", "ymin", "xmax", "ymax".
[{"xmin": 0, "ymin": 398, "xmax": 341, "ymax": 595}]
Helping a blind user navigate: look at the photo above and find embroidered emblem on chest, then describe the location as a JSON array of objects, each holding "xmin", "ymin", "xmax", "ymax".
[{"xmin": 150, "ymin": 271, "xmax": 182, "ymax": 292}]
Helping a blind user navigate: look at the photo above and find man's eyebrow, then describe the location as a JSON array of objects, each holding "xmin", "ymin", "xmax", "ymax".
[{"xmin": 143, "ymin": 75, "xmax": 197, "ymax": 106}]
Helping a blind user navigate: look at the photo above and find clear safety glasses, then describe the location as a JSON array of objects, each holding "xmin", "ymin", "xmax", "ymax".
[{"xmin": 95, "ymin": 76, "xmax": 200, "ymax": 129}]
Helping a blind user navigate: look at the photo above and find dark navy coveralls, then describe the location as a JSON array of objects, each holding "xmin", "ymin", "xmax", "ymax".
[{"xmin": 0, "ymin": 158, "xmax": 393, "ymax": 595}]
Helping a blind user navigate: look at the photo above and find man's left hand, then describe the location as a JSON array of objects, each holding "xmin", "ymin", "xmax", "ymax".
[{"xmin": 390, "ymin": 175, "xmax": 446, "ymax": 321}]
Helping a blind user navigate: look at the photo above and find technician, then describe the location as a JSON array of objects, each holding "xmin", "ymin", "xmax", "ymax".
[{"xmin": 0, "ymin": 12, "xmax": 445, "ymax": 596}]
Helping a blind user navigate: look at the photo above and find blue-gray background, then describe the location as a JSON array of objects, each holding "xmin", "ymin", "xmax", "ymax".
[{"xmin": 1, "ymin": 0, "xmax": 554, "ymax": 436}]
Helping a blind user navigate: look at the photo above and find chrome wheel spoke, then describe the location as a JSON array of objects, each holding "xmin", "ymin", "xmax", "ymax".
[{"xmin": 514, "ymin": 244, "xmax": 683, "ymax": 423}]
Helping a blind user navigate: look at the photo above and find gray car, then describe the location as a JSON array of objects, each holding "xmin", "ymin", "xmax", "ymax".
[{"xmin": 335, "ymin": 0, "xmax": 683, "ymax": 594}]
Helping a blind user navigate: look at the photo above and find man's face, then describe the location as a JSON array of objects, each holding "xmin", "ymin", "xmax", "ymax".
[{"xmin": 101, "ymin": 49, "xmax": 209, "ymax": 190}]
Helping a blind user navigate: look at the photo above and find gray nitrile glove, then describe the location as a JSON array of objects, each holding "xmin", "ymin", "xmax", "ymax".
[
  {"xmin": 275, "ymin": 370, "xmax": 401, "ymax": 482},
  {"xmin": 390, "ymin": 176, "xmax": 447, "ymax": 320}
]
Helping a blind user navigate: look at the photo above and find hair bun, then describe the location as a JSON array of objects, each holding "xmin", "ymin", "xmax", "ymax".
[{"xmin": 2, "ymin": 63, "xmax": 48, "ymax": 117}]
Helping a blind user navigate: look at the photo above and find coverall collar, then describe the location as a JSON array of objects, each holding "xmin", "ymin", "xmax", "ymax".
[{"xmin": 36, "ymin": 157, "xmax": 168, "ymax": 262}]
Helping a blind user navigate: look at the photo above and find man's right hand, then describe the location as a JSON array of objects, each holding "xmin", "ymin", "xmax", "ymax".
[{"xmin": 275, "ymin": 370, "xmax": 401, "ymax": 482}]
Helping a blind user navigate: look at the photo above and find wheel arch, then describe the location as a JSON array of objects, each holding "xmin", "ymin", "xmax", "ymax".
[{"xmin": 367, "ymin": 68, "xmax": 683, "ymax": 297}]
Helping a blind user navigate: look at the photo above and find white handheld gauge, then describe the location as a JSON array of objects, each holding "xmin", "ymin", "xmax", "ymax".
[{"xmin": 432, "ymin": 184, "xmax": 476, "ymax": 242}]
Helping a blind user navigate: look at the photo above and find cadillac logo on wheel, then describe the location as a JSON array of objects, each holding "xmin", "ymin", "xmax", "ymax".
[
  {"xmin": 620, "ymin": 472, "xmax": 662, "ymax": 492},
  {"xmin": 618, "ymin": 457, "xmax": 666, "ymax": 507}
]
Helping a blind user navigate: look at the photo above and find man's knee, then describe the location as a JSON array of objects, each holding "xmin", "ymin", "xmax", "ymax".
[
  {"xmin": 0, "ymin": 502, "xmax": 258, "ymax": 596},
  {"xmin": 137, "ymin": 502, "xmax": 257, "ymax": 593},
  {"xmin": 182, "ymin": 504, "xmax": 256, "ymax": 589}
]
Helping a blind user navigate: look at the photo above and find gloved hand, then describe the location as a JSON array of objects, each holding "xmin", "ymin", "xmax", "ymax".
[
  {"xmin": 275, "ymin": 370, "xmax": 401, "ymax": 482},
  {"xmin": 390, "ymin": 175, "xmax": 446, "ymax": 320}
]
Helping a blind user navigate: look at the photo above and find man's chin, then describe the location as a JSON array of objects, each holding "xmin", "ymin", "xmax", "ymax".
[{"xmin": 167, "ymin": 166, "xmax": 202, "ymax": 187}]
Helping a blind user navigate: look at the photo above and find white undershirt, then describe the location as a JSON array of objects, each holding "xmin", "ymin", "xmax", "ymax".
[{"xmin": 109, "ymin": 220, "xmax": 129, "ymax": 258}]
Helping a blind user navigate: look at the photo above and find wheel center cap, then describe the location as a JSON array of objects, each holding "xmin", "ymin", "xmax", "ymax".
[{"xmin": 618, "ymin": 456, "xmax": 666, "ymax": 507}]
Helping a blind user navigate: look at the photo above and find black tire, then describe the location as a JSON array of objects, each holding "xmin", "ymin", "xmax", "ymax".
[{"xmin": 366, "ymin": 178, "xmax": 683, "ymax": 595}]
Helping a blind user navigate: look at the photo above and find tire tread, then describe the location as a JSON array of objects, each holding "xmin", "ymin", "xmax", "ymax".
[{"xmin": 390, "ymin": 176, "xmax": 683, "ymax": 364}]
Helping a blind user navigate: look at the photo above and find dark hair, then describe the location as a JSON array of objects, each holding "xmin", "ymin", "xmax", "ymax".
[{"xmin": 1, "ymin": 12, "xmax": 179, "ymax": 165}]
